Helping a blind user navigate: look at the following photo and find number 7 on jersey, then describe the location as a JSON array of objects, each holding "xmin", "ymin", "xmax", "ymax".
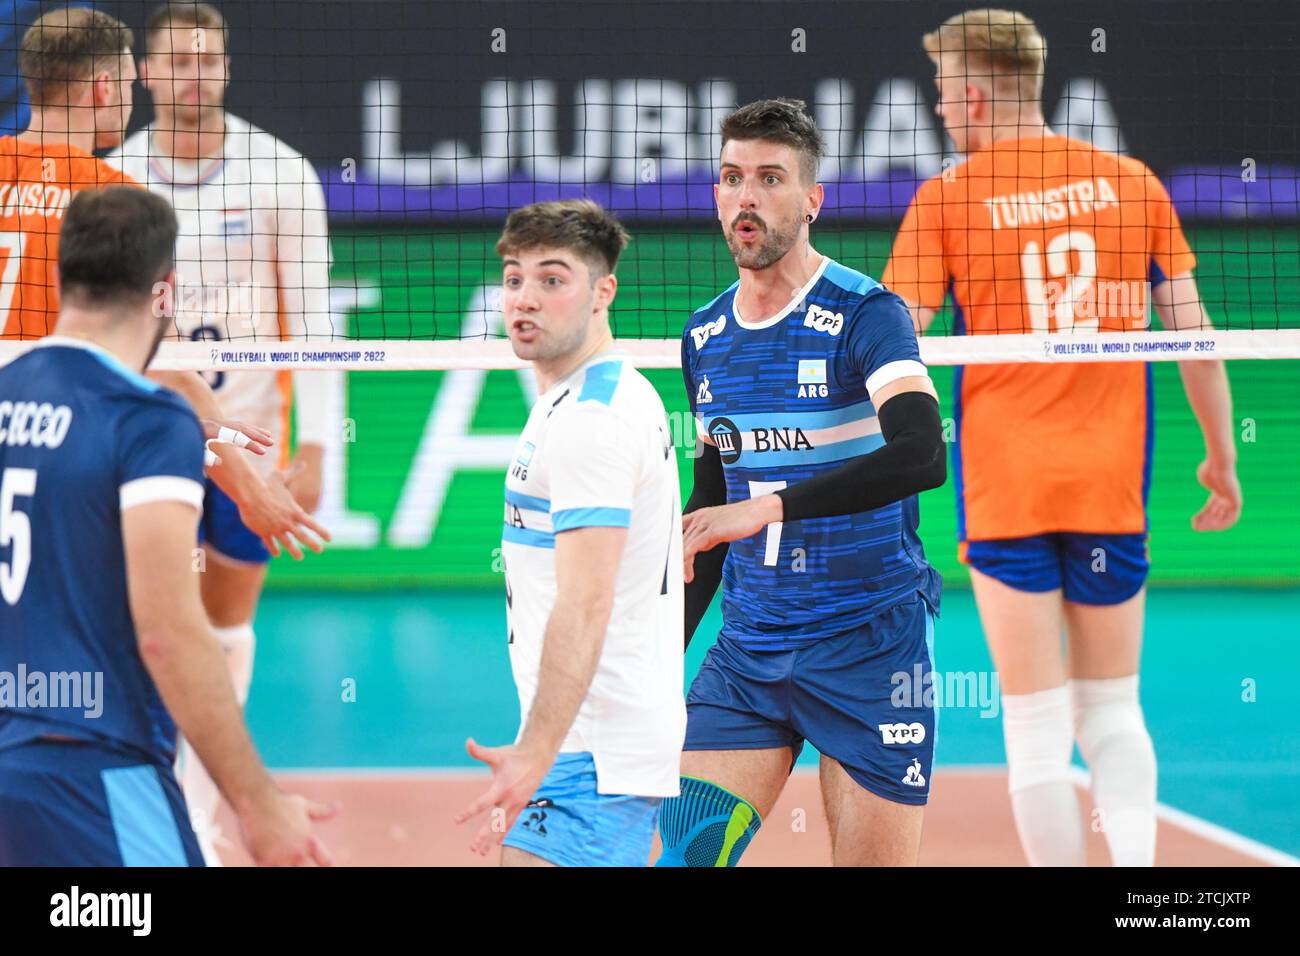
[{"xmin": 748, "ymin": 479, "xmax": 786, "ymax": 566}]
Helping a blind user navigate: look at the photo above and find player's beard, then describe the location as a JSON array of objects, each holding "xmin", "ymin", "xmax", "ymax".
[
  {"xmin": 170, "ymin": 99, "xmax": 221, "ymax": 130},
  {"xmin": 527, "ymin": 311, "xmax": 590, "ymax": 366},
  {"xmin": 173, "ymin": 102, "xmax": 202, "ymax": 127},
  {"xmin": 725, "ymin": 211, "xmax": 801, "ymax": 271}
]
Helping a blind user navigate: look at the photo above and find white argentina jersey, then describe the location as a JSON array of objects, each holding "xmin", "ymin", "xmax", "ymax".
[
  {"xmin": 502, "ymin": 352, "xmax": 685, "ymax": 797},
  {"xmin": 105, "ymin": 114, "xmax": 333, "ymax": 469}
]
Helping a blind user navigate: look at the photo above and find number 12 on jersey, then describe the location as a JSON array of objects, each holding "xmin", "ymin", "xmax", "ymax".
[{"xmin": 1022, "ymin": 230, "xmax": 1098, "ymax": 333}]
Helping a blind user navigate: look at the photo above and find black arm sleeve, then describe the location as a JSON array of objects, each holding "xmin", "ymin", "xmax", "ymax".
[
  {"xmin": 683, "ymin": 440, "xmax": 728, "ymax": 650},
  {"xmin": 775, "ymin": 390, "xmax": 946, "ymax": 522}
]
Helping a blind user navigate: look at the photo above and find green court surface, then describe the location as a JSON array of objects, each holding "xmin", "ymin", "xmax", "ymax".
[{"xmin": 244, "ymin": 586, "xmax": 1299, "ymax": 857}]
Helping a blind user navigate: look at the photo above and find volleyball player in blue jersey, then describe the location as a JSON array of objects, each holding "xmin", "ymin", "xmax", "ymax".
[
  {"xmin": 657, "ymin": 100, "xmax": 947, "ymax": 867},
  {"xmin": 0, "ymin": 188, "xmax": 333, "ymax": 866}
]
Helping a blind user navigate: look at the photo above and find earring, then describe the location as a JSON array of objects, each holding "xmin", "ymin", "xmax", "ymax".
[{"xmin": 805, "ymin": 213, "xmax": 814, "ymax": 223}]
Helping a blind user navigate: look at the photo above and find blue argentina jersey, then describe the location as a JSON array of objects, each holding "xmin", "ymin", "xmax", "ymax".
[
  {"xmin": 0, "ymin": 338, "xmax": 206, "ymax": 766},
  {"xmin": 683, "ymin": 257, "xmax": 942, "ymax": 650}
]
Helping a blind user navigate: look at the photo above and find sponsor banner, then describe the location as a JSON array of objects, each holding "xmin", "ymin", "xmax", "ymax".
[{"xmin": 4, "ymin": 1, "xmax": 1286, "ymax": 220}]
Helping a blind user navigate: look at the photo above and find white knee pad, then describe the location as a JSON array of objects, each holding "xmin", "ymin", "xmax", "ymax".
[
  {"xmin": 1001, "ymin": 686, "xmax": 1076, "ymax": 794},
  {"xmin": 1071, "ymin": 675, "xmax": 1157, "ymax": 865},
  {"xmin": 1071, "ymin": 675, "xmax": 1148, "ymax": 760}
]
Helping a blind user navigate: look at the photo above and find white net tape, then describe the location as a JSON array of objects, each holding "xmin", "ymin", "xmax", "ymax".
[{"xmin": 3, "ymin": 329, "xmax": 1297, "ymax": 371}]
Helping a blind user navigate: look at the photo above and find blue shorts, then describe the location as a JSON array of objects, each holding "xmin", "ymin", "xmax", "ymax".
[
  {"xmin": 199, "ymin": 478, "xmax": 270, "ymax": 564},
  {"xmin": 0, "ymin": 739, "xmax": 204, "ymax": 866},
  {"xmin": 965, "ymin": 532, "xmax": 1149, "ymax": 605},
  {"xmin": 684, "ymin": 597, "xmax": 938, "ymax": 806},
  {"xmin": 502, "ymin": 752, "xmax": 662, "ymax": 866}
]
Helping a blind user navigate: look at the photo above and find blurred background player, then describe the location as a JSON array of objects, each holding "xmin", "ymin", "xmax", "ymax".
[
  {"xmin": 456, "ymin": 200, "xmax": 686, "ymax": 866},
  {"xmin": 882, "ymin": 9, "xmax": 1242, "ymax": 866},
  {"xmin": 105, "ymin": 1, "xmax": 335, "ymax": 865},
  {"xmin": 1, "ymin": 6, "xmax": 136, "ymax": 341},
  {"xmin": 0, "ymin": 187, "xmax": 333, "ymax": 866},
  {"xmin": 1, "ymin": 6, "xmax": 327, "ymax": 568},
  {"xmin": 660, "ymin": 100, "xmax": 946, "ymax": 867}
]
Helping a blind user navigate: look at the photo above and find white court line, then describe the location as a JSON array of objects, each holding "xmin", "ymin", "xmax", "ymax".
[
  {"xmin": 269, "ymin": 764, "xmax": 1299, "ymax": 866},
  {"xmin": 1062, "ymin": 766, "xmax": 1300, "ymax": 868}
]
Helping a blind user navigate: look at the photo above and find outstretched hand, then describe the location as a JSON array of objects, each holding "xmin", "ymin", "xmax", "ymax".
[{"xmin": 454, "ymin": 738, "xmax": 551, "ymax": 856}]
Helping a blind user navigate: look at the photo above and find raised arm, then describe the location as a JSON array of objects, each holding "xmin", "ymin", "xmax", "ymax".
[{"xmin": 146, "ymin": 368, "xmax": 331, "ymax": 558}]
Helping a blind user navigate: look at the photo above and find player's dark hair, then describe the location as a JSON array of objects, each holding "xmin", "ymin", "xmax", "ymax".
[
  {"xmin": 59, "ymin": 187, "xmax": 178, "ymax": 311},
  {"xmin": 19, "ymin": 7, "xmax": 134, "ymax": 108},
  {"xmin": 145, "ymin": 1, "xmax": 229, "ymax": 55},
  {"xmin": 496, "ymin": 199, "xmax": 631, "ymax": 279},
  {"xmin": 720, "ymin": 98, "xmax": 825, "ymax": 185}
]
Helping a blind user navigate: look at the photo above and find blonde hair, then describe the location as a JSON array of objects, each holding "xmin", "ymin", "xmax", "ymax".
[
  {"xmin": 19, "ymin": 7, "xmax": 134, "ymax": 107},
  {"xmin": 923, "ymin": 9, "xmax": 1047, "ymax": 102}
]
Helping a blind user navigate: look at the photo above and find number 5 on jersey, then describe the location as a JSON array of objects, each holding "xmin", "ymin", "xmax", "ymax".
[{"xmin": 0, "ymin": 467, "xmax": 36, "ymax": 605}]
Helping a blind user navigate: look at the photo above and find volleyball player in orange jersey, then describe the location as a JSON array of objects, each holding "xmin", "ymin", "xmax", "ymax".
[
  {"xmin": 883, "ymin": 9, "xmax": 1242, "ymax": 866},
  {"xmin": 1, "ymin": 7, "xmax": 327, "ymax": 558},
  {"xmin": 0, "ymin": 9, "xmax": 135, "ymax": 340}
]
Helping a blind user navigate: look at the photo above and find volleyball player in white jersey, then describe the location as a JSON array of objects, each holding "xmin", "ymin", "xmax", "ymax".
[
  {"xmin": 105, "ymin": 2, "xmax": 333, "ymax": 865},
  {"xmin": 456, "ymin": 200, "xmax": 686, "ymax": 867}
]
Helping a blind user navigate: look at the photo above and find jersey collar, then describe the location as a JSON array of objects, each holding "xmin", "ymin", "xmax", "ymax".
[
  {"xmin": 145, "ymin": 112, "xmax": 241, "ymax": 187},
  {"xmin": 29, "ymin": 335, "xmax": 155, "ymax": 390},
  {"xmin": 30, "ymin": 334, "xmax": 115, "ymax": 358},
  {"xmin": 732, "ymin": 255, "xmax": 830, "ymax": 331},
  {"xmin": 542, "ymin": 347, "xmax": 625, "ymax": 401}
]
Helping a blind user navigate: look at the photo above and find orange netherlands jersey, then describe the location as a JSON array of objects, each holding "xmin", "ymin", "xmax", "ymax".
[
  {"xmin": 882, "ymin": 135, "xmax": 1197, "ymax": 544},
  {"xmin": 0, "ymin": 137, "xmax": 136, "ymax": 340}
]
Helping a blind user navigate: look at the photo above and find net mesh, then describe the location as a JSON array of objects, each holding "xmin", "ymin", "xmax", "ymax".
[
  {"xmin": 2, "ymin": 0, "xmax": 1297, "ymax": 367},
  {"xmin": 0, "ymin": 0, "xmax": 1296, "ymax": 586}
]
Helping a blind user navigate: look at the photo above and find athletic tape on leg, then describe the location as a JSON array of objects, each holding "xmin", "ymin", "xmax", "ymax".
[{"xmin": 656, "ymin": 776, "xmax": 761, "ymax": 867}]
